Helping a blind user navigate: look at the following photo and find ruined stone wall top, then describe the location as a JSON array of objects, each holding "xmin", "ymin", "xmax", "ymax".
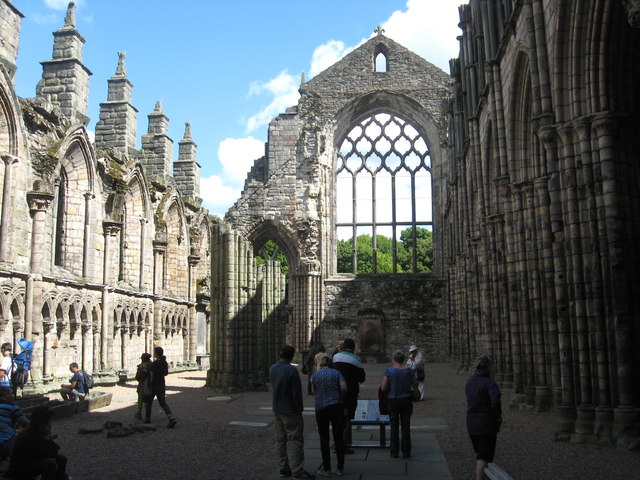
[{"xmin": 299, "ymin": 34, "xmax": 451, "ymax": 135}]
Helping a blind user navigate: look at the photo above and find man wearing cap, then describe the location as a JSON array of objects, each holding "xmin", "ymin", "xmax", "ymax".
[
  {"xmin": 134, "ymin": 352, "xmax": 152, "ymax": 420},
  {"xmin": 407, "ymin": 345, "xmax": 425, "ymax": 400},
  {"xmin": 0, "ymin": 343, "xmax": 14, "ymax": 388}
]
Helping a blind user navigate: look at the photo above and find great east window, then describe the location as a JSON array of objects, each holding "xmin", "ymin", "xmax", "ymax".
[{"xmin": 336, "ymin": 112, "xmax": 433, "ymax": 274}]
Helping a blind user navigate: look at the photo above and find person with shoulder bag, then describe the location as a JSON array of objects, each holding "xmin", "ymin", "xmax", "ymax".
[{"xmin": 380, "ymin": 350, "xmax": 414, "ymax": 459}]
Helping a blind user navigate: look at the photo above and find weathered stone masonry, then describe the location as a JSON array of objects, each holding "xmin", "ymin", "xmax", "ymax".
[
  {"xmin": 443, "ymin": 0, "xmax": 640, "ymax": 449},
  {"xmin": 0, "ymin": 2, "xmax": 211, "ymax": 389}
]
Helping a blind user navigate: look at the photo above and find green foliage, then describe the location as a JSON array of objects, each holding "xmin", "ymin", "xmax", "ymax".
[
  {"xmin": 337, "ymin": 227, "xmax": 433, "ymax": 274},
  {"xmin": 255, "ymin": 240, "xmax": 288, "ymax": 274}
]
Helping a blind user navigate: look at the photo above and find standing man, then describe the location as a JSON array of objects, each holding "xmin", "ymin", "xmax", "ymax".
[
  {"xmin": 333, "ymin": 338, "xmax": 365, "ymax": 453},
  {"xmin": 59, "ymin": 362, "xmax": 86, "ymax": 401},
  {"xmin": 270, "ymin": 345, "xmax": 314, "ymax": 479},
  {"xmin": 406, "ymin": 345, "xmax": 426, "ymax": 400},
  {"xmin": 0, "ymin": 343, "xmax": 13, "ymax": 388}
]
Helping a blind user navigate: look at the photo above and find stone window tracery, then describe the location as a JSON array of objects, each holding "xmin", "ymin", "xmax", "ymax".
[{"xmin": 336, "ymin": 112, "xmax": 433, "ymax": 273}]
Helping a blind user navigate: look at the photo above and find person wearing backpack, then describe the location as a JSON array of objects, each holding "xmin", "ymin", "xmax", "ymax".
[
  {"xmin": 59, "ymin": 363, "xmax": 86, "ymax": 401},
  {"xmin": 134, "ymin": 353, "xmax": 152, "ymax": 421},
  {"xmin": 0, "ymin": 343, "xmax": 14, "ymax": 388}
]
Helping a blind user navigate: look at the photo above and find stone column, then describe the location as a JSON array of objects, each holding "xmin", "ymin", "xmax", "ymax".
[
  {"xmin": 27, "ymin": 192, "xmax": 54, "ymax": 273},
  {"xmin": 101, "ymin": 222, "xmax": 121, "ymax": 371},
  {"xmin": 0, "ymin": 154, "xmax": 19, "ymax": 262},
  {"xmin": 139, "ymin": 219, "xmax": 147, "ymax": 289},
  {"xmin": 82, "ymin": 191, "xmax": 94, "ymax": 278},
  {"xmin": 153, "ymin": 241, "xmax": 167, "ymax": 295},
  {"xmin": 27, "ymin": 192, "xmax": 54, "ymax": 382},
  {"xmin": 188, "ymin": 254, "xmax": 200, "ymax": 364}
]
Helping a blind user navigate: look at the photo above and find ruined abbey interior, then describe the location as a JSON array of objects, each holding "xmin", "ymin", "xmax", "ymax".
[{"xmin": 1, "ymin": 0, "xmax": 639, "ymax": 449}]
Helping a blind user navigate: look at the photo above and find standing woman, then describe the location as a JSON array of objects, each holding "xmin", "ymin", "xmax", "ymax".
[
  {"xmin": 465, "ymin": 354, "xmax": 502, "ymax": 480},
  {"xmin": 144, "ymin": 346, "xmax": 177, "ymax": 428},
  {"xmin": 311, "ymin": 356, "xmax": 347, "ymax": 477},
  {"xmin": 380, "ymin": 350, "xmax": 414, "ymax": 459}
]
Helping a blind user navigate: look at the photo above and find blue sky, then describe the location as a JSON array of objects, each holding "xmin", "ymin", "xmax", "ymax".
[{"xmin": 12, "ymin": 0, "xmax": 463, "ymax": 217}]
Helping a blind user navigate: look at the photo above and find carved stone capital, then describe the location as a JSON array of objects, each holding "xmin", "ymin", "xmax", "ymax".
[
  {"xmin": 27, "ymin": 191, "xmax": 54, "ymax": 212},
  {"xmin": 103, "ymin": 221, "xmax": 122, "ymax": 236},
  {"xmin": 1, "ymin": 154, "xmax": 19, "ymax": 166}
]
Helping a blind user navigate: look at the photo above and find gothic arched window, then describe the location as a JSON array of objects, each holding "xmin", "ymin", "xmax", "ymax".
[
  {"xmin": 54, "ymin": 168, "xmax": 68, "ymax": 267},
  {"xmin": 336, "ymin": 113, "xmax": 433, "ymax": 273}
]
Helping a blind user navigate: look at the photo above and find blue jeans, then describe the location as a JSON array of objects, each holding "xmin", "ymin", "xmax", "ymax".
[{"xmin": 388, "ymin": 396, "xmax": 413, "ymax": 456}]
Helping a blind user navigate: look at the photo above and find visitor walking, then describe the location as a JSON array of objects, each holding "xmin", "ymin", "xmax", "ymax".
[
  {"xmin": 270, "ymin": 345, "xmax": 314, "ymax": 479},
  {"xmin": 134, "ymin": 352, "xmax": 152, "ymax": 420},
  {"xmin": 380, "ymin": 350, "xmax": 414, "ymax": 458},
  {"xmin": 311, "ymin": 356, "xmax": 347, "ymax": 476},
  {"xmin": 144, "ymin": 346, "xmax": 177, "ymax": 428},
  {"xmin": 466, "ymin": 354, "xmax": 502, "ymax": 480},
  {"xmin": 0, "ymin": 343, "xmax": 13, "ymax": 388}
]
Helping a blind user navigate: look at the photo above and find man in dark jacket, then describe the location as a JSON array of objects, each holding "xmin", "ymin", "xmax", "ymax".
[
  {"xmin": 270, "ymin": 345, "xmax": 313, "ymax": 479},
  {"xmin": 144, "ymin": 346, "xmax": 177, "ymax": 428},
  {"xmin": 333, "ymin": 338, "xmax": 365, "ymax": 451},
  {"xmin": 465, "ymin": 354, "xmax": 502, "ymax": 480}
]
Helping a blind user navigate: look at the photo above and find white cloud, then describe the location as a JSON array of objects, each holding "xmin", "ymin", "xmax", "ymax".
[
  {"xmin": 381, "ymin": 0, "xmax": 462, "ymax": 71},
  {"xmin": 200, "ymin": 137, "xmax": 265, "ymax": 216},
  {"xmin": 309, "ymin": 40, "xmax": 356, "ymax": 78},
  {"xmin": 44, "ymin": 0, "xmax": 84, "ymax": 10},
  {"xmin": 246, "ymin": 70, "xmax": 300, "ymax": 132}
]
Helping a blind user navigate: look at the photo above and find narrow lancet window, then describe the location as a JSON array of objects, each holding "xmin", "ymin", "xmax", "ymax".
[{"xmin": 375, "ymin": 52, "xmax": 388, "ymax": 72}]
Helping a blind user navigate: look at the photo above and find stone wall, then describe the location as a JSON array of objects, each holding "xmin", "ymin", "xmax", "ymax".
[
  {"xmin": 443, "ymin": 0, "xmax": 640, "ymax": 449},
  {"xmin": 323, "ymin": 275, "xmax": 448, "ymax": 362}
]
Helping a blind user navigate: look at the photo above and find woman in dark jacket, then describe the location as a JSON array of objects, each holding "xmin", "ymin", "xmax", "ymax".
[
  {"xmin": 144, "ymin": 346, "xmax": 177, "ymax": 428},
  {"xmin": 465, "ymin": 354, "xmax": 502, "ymax": 480}
]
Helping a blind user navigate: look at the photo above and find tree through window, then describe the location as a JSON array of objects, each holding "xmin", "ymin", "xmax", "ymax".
[{"xmin": 336, "ymin": 112, "xmax": 433, "ymax": 273}]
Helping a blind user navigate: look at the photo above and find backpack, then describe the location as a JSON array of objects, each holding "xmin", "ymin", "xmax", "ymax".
[
  {"xmin": 11, "ymin": 338, "xmax": 33, "ymax": 389},
  {"xmin": 81, "ymin": 370, "xmax": 94, "ymax": 391}
]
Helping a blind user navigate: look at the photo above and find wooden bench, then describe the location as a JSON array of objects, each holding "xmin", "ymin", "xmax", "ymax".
[{"xmin": 350, "ymin": 399, "xmax": 389, "ymax": 448}]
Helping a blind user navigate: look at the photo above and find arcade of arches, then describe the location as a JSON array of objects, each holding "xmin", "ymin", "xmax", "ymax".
[{"xmin": 1, "ymin": 0, "xmax": 640, "ymax": 450}]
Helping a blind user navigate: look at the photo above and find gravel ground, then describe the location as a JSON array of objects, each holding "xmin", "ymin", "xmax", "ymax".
[{"xmin": 43, "ymin": 363, "xmax": 640, "ymax": 480}]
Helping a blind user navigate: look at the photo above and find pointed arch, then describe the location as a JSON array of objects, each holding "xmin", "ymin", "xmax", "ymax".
[
  {"xmin": 51, "ymin": 126, "xmax": 96, "ymax": 276},
  {"xmin": 509, "ymin": 50, "xmax": 534, "ymax": 183}
]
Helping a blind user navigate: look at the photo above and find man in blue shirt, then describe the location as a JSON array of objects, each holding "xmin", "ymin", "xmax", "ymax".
[
  {"xmin": 270, "ymin": 345, "xmax": 313, "ymax": 479},
  {"xmin": 59, "ymin": 362, "xmax": 86, "ymax": 401}
]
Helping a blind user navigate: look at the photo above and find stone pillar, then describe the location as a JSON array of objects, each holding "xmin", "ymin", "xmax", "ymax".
[
  {"xmin": 0, "ymin": 154, "xmax": 18, "ymax": 262},
  {"xmin": 101, "ymin": 222, "xmax": 120, "ymax": 372},
  {"xmin": 188, "ymin": 254, "xmax": 200, "ymax": 364},
  {"xmin": 94, "ymin": 52, "xmax": 138, "ymax": 154},
  {"xmin": 82, "ymin": 191, "xmax": 94, "ymax": 278},
  {"xmin": 141, "ymin": 101, "xmax": 173, "ymax": 182},
  {"xmin": 139, "ymin": 219, "xmax": 147, "ymax": 289},
  {"xmin": 27, "ymin": 192, "xmax": 53, "ymax": 272},
  {"xmin": 153, "ymin": 241, "xmax": 167, "ymax": 295},
  {"xmin": 174, "ymin": 122, "xmax": 201, "ymax": 201},
  {"xmin": 0, "ymin": 0, "xmax": 24, "ymax": 83},
  {"xmin": 36, "ymin": 2, "xmax": 92, "ymax": 125}
]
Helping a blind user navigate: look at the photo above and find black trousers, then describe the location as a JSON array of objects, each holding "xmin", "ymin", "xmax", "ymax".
[{"xmin": 315, "ymin": 404, "xmax": 346, "ymax": 471}]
